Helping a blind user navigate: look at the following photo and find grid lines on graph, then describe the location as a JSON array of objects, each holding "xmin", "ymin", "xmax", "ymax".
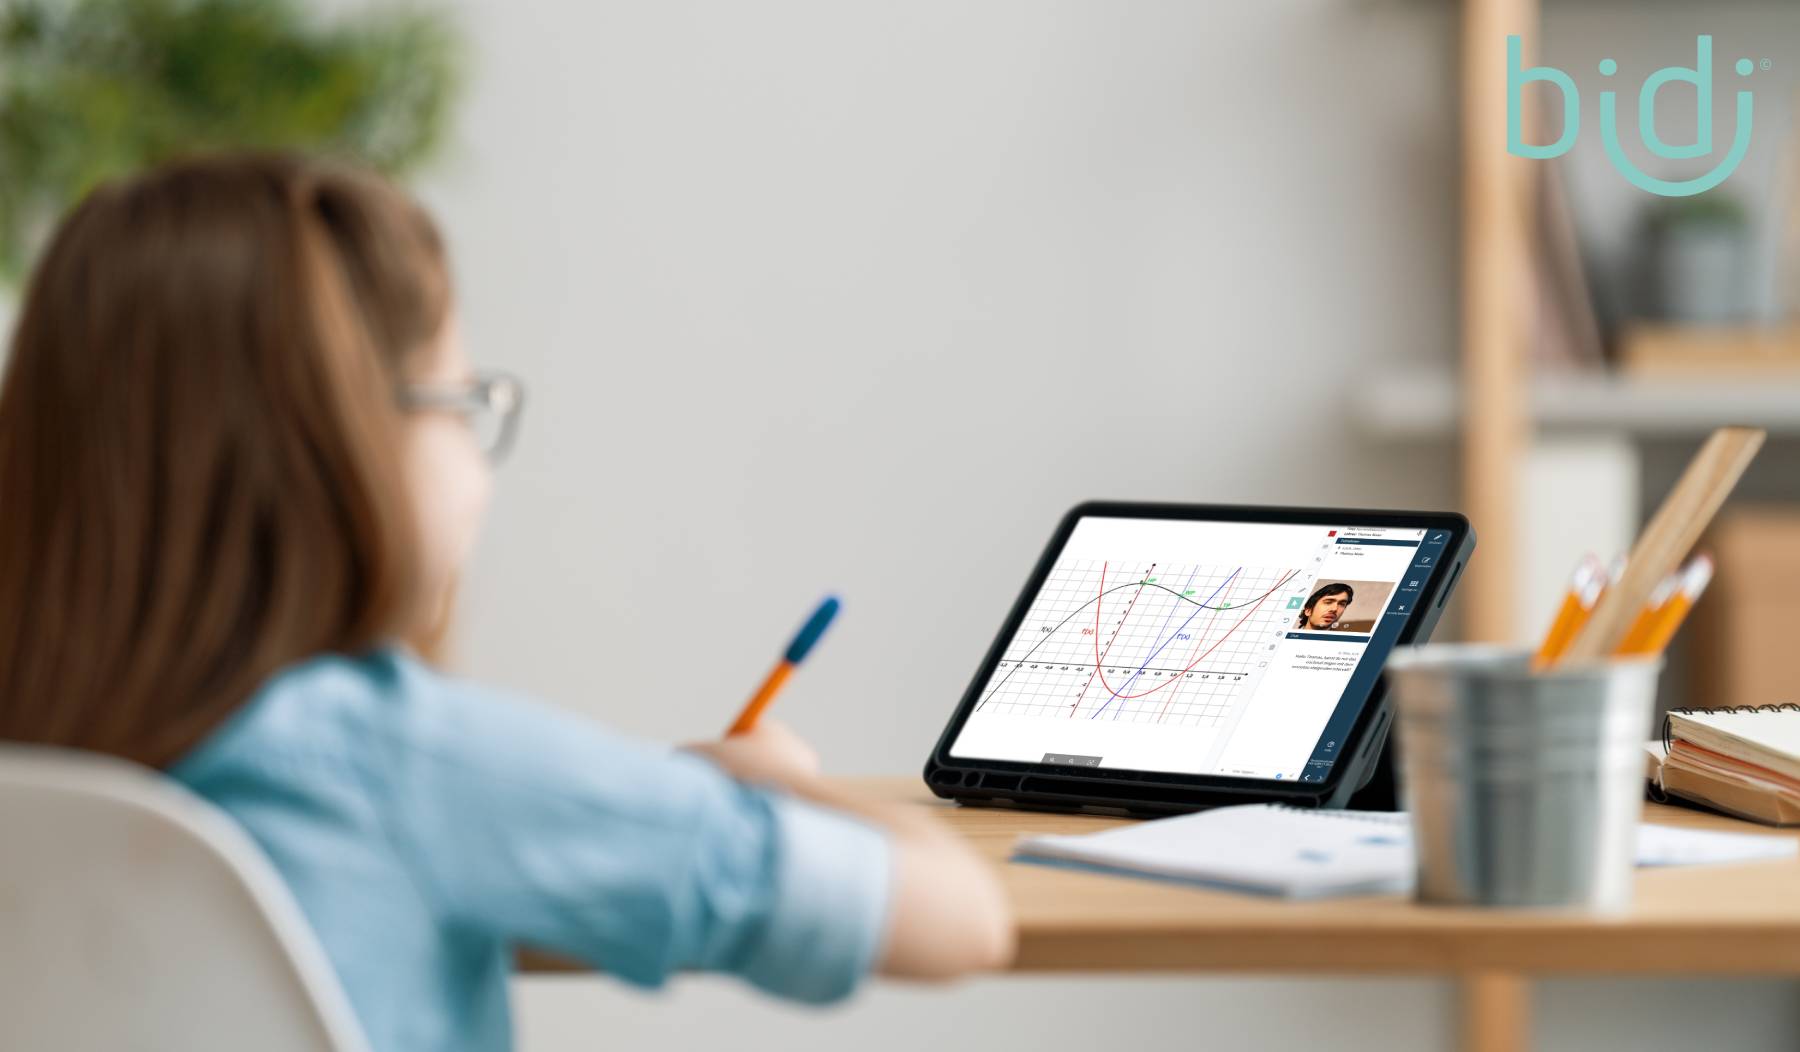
[{"xmin": 975, "ymin": 559, "xmax": 1304, "ymax": 726}]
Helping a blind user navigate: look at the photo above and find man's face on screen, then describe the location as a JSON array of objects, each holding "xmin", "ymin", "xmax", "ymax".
[{"xmin": 1306, "ymin": 591, "xmax": 1351, "ymax": 629}]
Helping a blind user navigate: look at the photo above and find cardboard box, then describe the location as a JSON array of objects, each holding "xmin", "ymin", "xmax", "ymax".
[{"xmin": 1690, "ymin": 508, "xmax": 1800, "ymax": 710}]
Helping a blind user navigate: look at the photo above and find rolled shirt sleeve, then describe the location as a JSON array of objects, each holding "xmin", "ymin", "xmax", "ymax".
[
  {"xmin": 737, "ymin": 794, "xmax": 891, "ymax": 1002},
  {"xmin": 378, "ymin": 666, "xmax": 892, "ymax": 1004}
]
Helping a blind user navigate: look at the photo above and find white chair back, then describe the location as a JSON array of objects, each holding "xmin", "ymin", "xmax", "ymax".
[{"xmin": 0, "ymin": 744, "xmax": 370, "ymax": 1052}]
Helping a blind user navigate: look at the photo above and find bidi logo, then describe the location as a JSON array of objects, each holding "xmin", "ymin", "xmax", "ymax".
[{"xmin": 1507, "ymin": 35, "xmax": 1757, "ymax": 197}]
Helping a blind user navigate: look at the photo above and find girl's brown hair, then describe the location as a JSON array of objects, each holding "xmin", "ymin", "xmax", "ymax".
[{"xmin": 0, "ymin": 152, "xmax": 452, "ymax": 768}]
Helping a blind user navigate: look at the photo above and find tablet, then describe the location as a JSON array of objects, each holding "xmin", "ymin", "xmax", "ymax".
[{"xmin": 924, "ymin": 502, "xmax": 1474, "ymax": 814}]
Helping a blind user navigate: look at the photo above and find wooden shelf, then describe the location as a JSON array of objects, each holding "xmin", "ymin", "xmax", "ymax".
[
  {"xmin": 1357, "ymin": 365, "xmax": 1800, "ymax": 440},
  {"xmin": 1621, "ymin": 325, "xmax": 1800, "ymax": 378}
]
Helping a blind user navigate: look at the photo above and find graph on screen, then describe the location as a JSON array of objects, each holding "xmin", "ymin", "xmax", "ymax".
[{"xmin": 975, "ymin": 560, "xmax": 1305, "ymax": 726}]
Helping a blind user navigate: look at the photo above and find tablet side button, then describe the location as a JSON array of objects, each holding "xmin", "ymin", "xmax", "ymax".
[{"xmin": 1436, "ymin": 561, "xmax": 1465, "ymax": 608}]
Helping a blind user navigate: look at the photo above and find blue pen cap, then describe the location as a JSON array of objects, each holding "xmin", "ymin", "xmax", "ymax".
[{"xmin": 784, "ymin": 596, "xmax": 841, "ymax": 664}]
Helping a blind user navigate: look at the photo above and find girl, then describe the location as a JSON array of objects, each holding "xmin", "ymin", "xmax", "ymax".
[{"xmin": 0, "ymin": 153, "xmax": 1013, "ymax": 1050}]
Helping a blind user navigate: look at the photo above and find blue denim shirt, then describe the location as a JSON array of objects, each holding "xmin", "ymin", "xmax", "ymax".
[{"xmin": 170, "ymin": 650, "xmax": 891, "ymax": 1052}]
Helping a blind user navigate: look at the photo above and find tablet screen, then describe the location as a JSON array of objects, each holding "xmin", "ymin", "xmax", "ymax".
[{"xmin": 947, "ymin": 515, "xmax": 1455, "ymax": 784}]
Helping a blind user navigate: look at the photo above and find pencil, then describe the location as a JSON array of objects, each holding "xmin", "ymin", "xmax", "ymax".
[
  {"xmin": 1531, "ymin": 554, "xmax": 1606, "ymax": 670},
  {"xmin": 1618, "ymin": 555, "xmax": 1713, "ymax": 657},
  {"xmin": 727, "ymin": 596, "xmax": 841, "ymax": 736},
  {"xmin": 1614, "ymin": 568, "xmax": 1683, "ymax": 656},
  {"xmin": 1557, "ymin": 427, "xmax": 1763, "ymax": 664}
]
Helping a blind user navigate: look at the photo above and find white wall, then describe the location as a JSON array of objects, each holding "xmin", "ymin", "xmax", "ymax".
[
  {"xmin": 413, "ymin": 2, "xmax": 1796, "ymax": 1049},
  {"xmin": 425, "ymin": 0, "xmax": 1460, "ymax": 769}
]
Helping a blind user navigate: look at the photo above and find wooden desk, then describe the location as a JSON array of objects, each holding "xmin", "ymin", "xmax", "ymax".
[
  {"xmin": 904, "ymin": 778, "xmax": 1800, "ymax": 975},
  {"xmin": 528, "ymin": 777, "xmax": 1800, "ymax": 1052},
  {"xmin": 873, "ymin": 777, "xmax": 1800, "ymax": 1052}
]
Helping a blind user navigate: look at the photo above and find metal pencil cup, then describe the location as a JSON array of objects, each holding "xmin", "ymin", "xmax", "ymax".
[{"xmin": 1386, "ymin": 645, "xmax": 1663, "ymax": 911}]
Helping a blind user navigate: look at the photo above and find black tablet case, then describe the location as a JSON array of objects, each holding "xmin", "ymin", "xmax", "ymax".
[{"xmin": 923, "ymin": 502, "xmax": 1474, "ymax": 816}]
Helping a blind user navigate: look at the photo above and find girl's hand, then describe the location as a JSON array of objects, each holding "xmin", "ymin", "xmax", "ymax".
[{"xmin": 685, "ymin": 719, "xmax": 821, "ymax": 787}]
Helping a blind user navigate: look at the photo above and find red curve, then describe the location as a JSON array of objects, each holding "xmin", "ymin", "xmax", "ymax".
[
  {"xmin": 1070, "ymin": 560, "xmax": 1152, "ymax": 717},
  {"xmin": 1091, "ymin": 568, "xmax": 1299, "ymax": 703}
]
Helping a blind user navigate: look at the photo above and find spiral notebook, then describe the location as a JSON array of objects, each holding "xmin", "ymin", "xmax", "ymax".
[
  {"xmin": 1015, "ymin": 805, "xmax": 1412, "ymax": 899},
  {"xmin": 1015, "ymin": 802, "xmax": 1797, "ymax": 899},
  {"xmin": 1650, "ymin": 704, "xmax": 1800, "ymax": 826}
]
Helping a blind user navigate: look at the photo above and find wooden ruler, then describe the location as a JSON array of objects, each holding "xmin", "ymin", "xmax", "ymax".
[{"xmin": 1556, "ymin": 426, "xmax": 1766, "ymax": 665}]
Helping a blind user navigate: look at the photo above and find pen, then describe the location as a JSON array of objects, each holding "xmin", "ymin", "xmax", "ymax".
[
  {"xmin": 727, "ymin": 596, "xmax": 841, "ymax": 737},
  {"xmin": 1617, "ymin": 554, "xmax": 1712, "ymax": 657},
  {"xmin": 1531, "ymin": 554, "xmax": 1606, "ymax": 670}
]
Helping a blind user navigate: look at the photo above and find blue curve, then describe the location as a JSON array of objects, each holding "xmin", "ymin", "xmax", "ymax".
[
  {"xmin": 1105, "ymin": 565, "xmax": 1201, "ymax": 720},
  {"xmin": 1089, "ymin": 566, "xmax": 1240, "ymax": 720}
]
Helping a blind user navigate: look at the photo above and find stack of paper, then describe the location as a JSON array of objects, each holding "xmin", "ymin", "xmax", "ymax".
[{"xmin": 1650, "ymin": 708, "xmax": 1800, "ymax": 826}]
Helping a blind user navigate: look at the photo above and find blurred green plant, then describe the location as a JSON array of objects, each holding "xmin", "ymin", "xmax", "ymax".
[
  {"xmin": 0, "ymin": 0, "xmax": 462, "ymax": 282},
  {"xmin": 1646, "ymin": 193, "xmax": 1749, "ymax": 233}
]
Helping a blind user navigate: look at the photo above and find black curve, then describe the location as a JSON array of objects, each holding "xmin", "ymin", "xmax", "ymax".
[{"xmin": 974, "ymin": 573, "xmax": 1294, "ymax": 710}]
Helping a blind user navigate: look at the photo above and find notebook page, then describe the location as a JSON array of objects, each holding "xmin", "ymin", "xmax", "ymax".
[
  {"xmin": 1015, "ymin": 804, "xmax": 1411, "ymax": 899},
  {"xmin": 1636, "ymin": 823, "xmax": 1798, "ymax": 866},
  {"xmin": 1014, "ymin": 804, "xmax": 1796, "ymax": 899}
]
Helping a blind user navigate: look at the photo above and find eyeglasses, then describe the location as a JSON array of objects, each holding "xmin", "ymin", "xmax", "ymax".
[{"xmin": 398, "ymin": 371, "xmax": 526, "ymax": 463}]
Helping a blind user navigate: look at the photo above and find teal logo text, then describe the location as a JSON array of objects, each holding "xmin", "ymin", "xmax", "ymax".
[{"xmin": 1507, "ymin": 35, "xmax": 1755, "ymax": 197}]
